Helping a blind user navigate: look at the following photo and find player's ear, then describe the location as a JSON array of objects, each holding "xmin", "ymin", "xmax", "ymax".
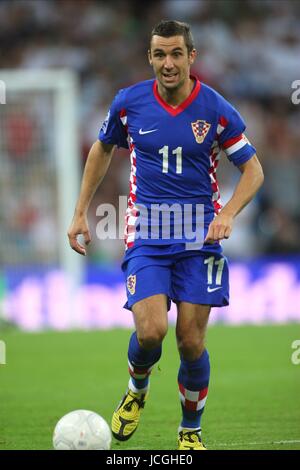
[
  {"xmin": 188, "ymin": 48, "xmax": 197, "ymax": 65},
  {"xmin": 148, "ymin": 50, "xmax": 153, "ymax": 66}
]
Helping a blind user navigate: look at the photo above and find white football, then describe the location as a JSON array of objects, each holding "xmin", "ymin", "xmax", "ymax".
[{"xmin": 53, "ymin": 410, "xmax": 112, "ymax": 450}]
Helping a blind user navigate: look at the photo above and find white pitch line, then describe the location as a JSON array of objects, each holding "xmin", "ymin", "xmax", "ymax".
[
  {"xmin": 122, "ymin": 447, "xmax": 146, "ymax": 450},
  {"xmin": 274, "ymin": 440, "xmax": 300, "ymax": 444},
  {"xmin": 119, "ymin": 440, "xmax": 300, "ymax": 450},
  {"xmin": 214, "ymin": 439, "xmax": 300, "ymax": 447}
]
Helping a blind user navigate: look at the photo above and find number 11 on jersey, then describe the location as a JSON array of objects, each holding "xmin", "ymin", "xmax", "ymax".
[{"xmin": 159, "ymin": 145, "xmax": 182, "ymax": 174}]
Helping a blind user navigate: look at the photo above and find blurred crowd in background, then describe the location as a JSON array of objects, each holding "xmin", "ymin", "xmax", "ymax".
[{"xmin": 0, "ymin": 0, "xmax": 300, "ymax": 265}]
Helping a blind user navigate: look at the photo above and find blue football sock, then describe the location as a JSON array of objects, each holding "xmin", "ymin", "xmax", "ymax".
[
  {"xmin": 178, "ymin": 349, "xmax": 210, "ymax": 430},
  {"xmin": 127, "ymin": 331, "xmax": 162, "ymax": 391}
]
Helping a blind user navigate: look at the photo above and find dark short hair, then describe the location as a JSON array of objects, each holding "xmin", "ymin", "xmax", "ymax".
[{"xmin": 150, "ymin": 20, "xmax": 195, "ymax": 53}]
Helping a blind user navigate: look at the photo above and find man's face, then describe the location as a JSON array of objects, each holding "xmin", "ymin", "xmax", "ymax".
[{"xmin": 148, "ymin": 35, "xmax": 196, "ymax": 90}]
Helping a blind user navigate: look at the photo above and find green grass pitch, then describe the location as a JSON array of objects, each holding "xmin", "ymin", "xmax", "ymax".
[{"xmin": 0, "ymin": 325, "xmax": 299, "ymax": 450}]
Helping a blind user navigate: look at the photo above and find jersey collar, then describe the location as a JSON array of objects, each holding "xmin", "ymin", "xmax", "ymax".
[{"xmin": 153, "ymin": 75, "xmax": 201, "ymax": 117}]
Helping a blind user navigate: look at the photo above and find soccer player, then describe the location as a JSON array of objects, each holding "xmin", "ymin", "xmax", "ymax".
[{"xmin": 68, "ymin": 20, "xmax": 264, "ymax": 450}]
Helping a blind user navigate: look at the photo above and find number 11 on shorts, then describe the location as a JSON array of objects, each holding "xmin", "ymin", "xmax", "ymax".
[{"xmin": 204, "ymin": 256, "xmax": 225, "ymax": 286}]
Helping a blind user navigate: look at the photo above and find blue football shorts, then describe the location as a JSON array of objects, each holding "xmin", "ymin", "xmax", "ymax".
[{"xmin": 122, "ymin": 250, "xmax": 229, "ymax": 311}]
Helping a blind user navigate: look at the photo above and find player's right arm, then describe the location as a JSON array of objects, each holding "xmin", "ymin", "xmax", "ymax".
[{"xmin": 68, "ymin": 140, "xmax": 115, "ymax": 256}]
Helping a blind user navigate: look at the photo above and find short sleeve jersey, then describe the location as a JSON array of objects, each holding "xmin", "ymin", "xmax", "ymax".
[{"xmin": 99, "ymin": 77, "xmax": 256, "ymax": 260}]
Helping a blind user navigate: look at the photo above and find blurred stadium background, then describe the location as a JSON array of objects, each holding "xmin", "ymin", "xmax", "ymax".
[
  {"xmin": 0, "ymin": 0, "xmax": 300, "ymax": 329},
  {"xmin": 0, "ymin": 0, "xmax": 300, "ymax": 451}
]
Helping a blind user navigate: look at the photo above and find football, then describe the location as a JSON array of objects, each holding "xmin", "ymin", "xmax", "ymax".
[{"xmin": 53, "ymin": 410, "xmax": 112, "ymax": 450}]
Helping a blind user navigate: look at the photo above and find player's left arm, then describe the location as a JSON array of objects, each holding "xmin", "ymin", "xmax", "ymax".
[{"xmin": 205, "ymin": 154, "xmax": 264, "ymax": 243}]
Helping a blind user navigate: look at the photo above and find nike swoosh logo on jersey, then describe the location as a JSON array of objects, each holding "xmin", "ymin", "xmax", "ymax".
[
  {"xmin": 139, "ymin": 128, "xmax": 158, "ymax": 135},
  {"xmin": 207, "ymin": 286, "xmax": 222, "ymax": 293}
]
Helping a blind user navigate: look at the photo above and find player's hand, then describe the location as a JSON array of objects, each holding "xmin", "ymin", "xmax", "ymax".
[
  {"xmin": 67, "ymin": 214, "xmax": 91, "ymax": 256},
  {"xmin": 204, "ymin": 212, "xmax": 233, "ymax": 244}
]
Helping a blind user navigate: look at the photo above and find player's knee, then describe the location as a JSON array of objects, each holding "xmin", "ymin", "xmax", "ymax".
[
  {"xmin": 177, "ymin": 336, "xmax": 205, "ymax": 361},
  {"xmin": 137, "ymin": 325, "xmax": 167, "ymax": 350}
]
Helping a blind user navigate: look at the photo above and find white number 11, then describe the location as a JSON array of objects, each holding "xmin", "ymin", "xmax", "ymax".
[
  {"xmin": 159, "ymin": 145, "xmax": 182, "ymax": 174},
  {"xmin": 204, "ymin": 256, "xmax": 225, "ymax": 285}
]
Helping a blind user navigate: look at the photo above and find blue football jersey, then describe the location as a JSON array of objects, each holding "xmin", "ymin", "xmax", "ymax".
[{"xmin": 98, "ymin": 77, "xmax": 256, "ymax": 260}]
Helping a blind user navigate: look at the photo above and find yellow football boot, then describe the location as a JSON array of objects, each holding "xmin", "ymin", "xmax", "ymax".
[
  {"xmin": 178, "ymin": 428, "xmax": 207, "ymax": 450},
  {"xmin": 111, "ymin": 389, "xmax": 148, "ymax": 441}
]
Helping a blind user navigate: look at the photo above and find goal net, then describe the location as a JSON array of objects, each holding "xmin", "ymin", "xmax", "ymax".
[{"xmin": 0, "ymin": 70, "xmax": 83, "ymax": 325}]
